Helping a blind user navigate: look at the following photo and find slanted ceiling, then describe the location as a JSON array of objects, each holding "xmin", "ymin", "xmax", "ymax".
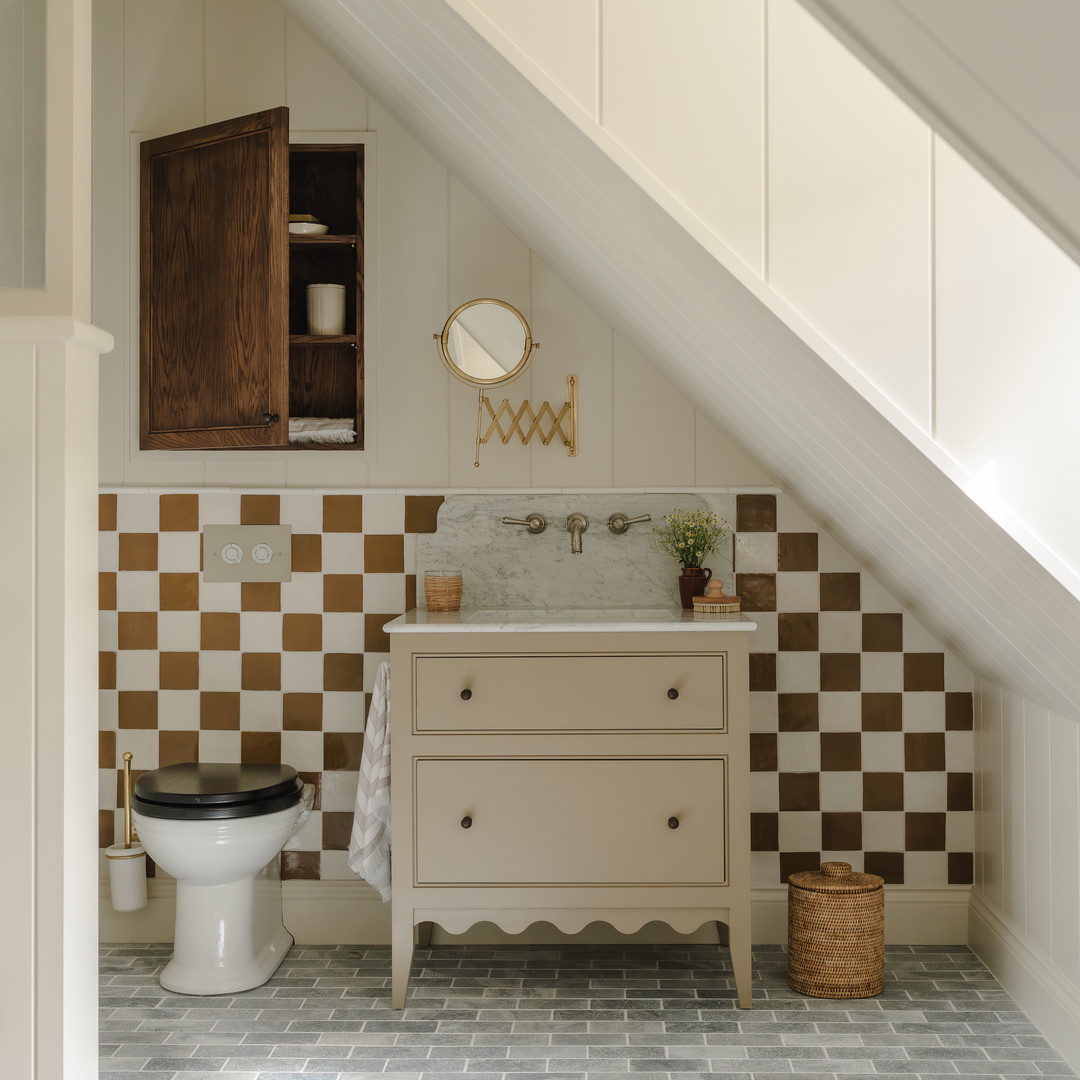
[{"xmin": 277, "ymin": 0, "xmax": 1080, "ymax": 720}]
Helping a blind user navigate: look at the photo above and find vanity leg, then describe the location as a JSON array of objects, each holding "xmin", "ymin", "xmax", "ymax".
[
  {"xmin": 415, "ymin": 921, "xmax": 434, "ymax": 948},
  {"xmin": 730, "ymin": 925, "xmax": 752, "ymax": 1009},
  {"xmin": 392, "ymin": 915, "xmax": 414, "ymax": 1008}
]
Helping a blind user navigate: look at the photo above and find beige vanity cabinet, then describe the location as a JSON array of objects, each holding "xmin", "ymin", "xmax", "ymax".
[{"xmin": 386, "ymin": 616, "xmax": 755, "ymax": 1008}]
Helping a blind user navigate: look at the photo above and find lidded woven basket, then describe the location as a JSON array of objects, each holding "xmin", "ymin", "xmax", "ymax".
[{"xmin": 787, "ymin": 861, "xmax": 884, "ymax": 998}]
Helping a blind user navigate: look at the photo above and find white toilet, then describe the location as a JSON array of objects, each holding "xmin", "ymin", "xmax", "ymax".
[{"xmin": 132, "ymin": 762, "xmax": 308, "ymax": 995}]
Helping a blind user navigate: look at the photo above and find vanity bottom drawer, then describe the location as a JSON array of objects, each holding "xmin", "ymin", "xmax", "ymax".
[{"xmin": 413, "ymin": 757, "xmax": 726, "ymax": 886}]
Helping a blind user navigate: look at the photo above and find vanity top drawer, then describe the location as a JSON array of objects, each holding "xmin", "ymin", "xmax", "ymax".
[
  {"xmin": 413, "ymin": 756, "xmax": 727, "ymax": 886},
  {"xmin": 413, "ymin": 653, "xmax": 726, "ymax": 733}
]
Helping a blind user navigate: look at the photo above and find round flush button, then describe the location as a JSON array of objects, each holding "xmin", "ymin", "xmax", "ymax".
[
  {"xmin": 220, "ymin": 543, "xmax": 243, "ymax": 565},
  {"xmin": 251, "ymin": 543, "xmax": 274, "ymax": 565}
]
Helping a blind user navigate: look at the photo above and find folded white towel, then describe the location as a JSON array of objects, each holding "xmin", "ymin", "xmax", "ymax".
[
  {"xmin": 347, "ymin": 660, "xmax": 392, "ymax": 900},
  {"xmin": 288, "ymin": 417, "xmax": 356, "ymax": 444}
]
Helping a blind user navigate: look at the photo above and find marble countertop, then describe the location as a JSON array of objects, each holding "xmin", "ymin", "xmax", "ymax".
[{"xmin": 384, "ymin": 608, "xmax": 757, "ymax": 633}]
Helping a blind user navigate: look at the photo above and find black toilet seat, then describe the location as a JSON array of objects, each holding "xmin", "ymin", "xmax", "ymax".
[{"xmin": 133, "ymin": 763, "xmax": 304, "ymax": 820}]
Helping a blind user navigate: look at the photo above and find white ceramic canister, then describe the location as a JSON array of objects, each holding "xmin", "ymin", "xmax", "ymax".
[
  {"xmin": 306, "ymin": 283, "xmax": 346, "ymax": 335},
  {"xmin": 105, "ymin": 842, "xmax": 149, "ymax": 911}
]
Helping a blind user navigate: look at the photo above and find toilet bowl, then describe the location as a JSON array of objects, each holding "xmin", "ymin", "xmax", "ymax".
[{"xmin": 132, "ymin": 762, "xmax": 308, "ymax": 995}]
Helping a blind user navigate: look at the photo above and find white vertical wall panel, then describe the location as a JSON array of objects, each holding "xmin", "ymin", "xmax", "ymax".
[
  {"xmin": 602, "ymin": 0, "xmax": 765, "ymax": 275},
  {"xmin": 286, "ymin": 17, "xmax": 368, "ymax": 131},
  {"xmin": 0, "ymin": 1, "xmax": 25, "ymax": 285},
  {"xmin": 768, "ymin": 0, "xmax": 931, "ymax": 430},
  {"xmin": 1023, "ymin": 701, "xmax": 1052, "ymax": 958},
  {"xmin": 204, "ymin": 0, "xmax": 286, "ymax": 124},
  {"xmin": 976, "ymin": 680, "xmax": 1004, "ymax": 913},
  {"xmin": 695, "ymin": 412, "xmax": 773, "ymax": 488},
  {"xmin": 1002, "ymin": 688, "xmax": 1026, "ymax": 929},
  {"xmin": 1049, "ymin": 711, "xmax": 1080, "ymax": 984}
]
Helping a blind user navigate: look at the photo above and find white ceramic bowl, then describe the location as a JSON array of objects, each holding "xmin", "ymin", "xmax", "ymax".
[{"xmin": 289, "ymin": 222, "xmax": 329, "ymax": 236}]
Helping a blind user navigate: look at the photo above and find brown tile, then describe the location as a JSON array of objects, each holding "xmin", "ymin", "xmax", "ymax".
[
  {"xmin": 242, "ymin": 731, "xmax": 281, "ymax": 764},
  {"xmin": 946, "ymin": 692, "xmax": 974, "ymax": 730},
  {"xmin": 863, "ymin": 772, "xmax": 903, "ymax": 810},
  {"xmin": 780, "ymin": 852, "xmax": 822, "ymax": 882},
  {"xmin": 749, "ymin": 653, "xmax": 777, "ymax": 693},
  {"xmin": 778, "ymin": 693, "xmax": 819, "ymax": 731},
  {"xmin": 323, "ymin": 494, "xmax": 363, "ymax": 532},
  {"xmin": 242, "ymin": 653, "xmax": 281, "ymax": 691},
  {"xmin": 99, "ymin": 572, "xmax": 116, "ymax": 611},
  {"xmin": 118, "ymin": 691, "xmax": 158, "ymax": 729},
  {"xmin": 99, "ymin": 493, "xmax": 117, "ymax": 531},
  {"xmin": 200, "ymin": 692, "xmax": 240, "ymax": 729},
  {"xmin": 735, "ymin": 573, "xmax": 776, "ymax": 612},
  {"xmin": 159, "ymin": 493, "xmax": 199, "ymax": 531},
  {"xmin": 160, "ymin": 572, "xmax": 199, "ymax": 611},
  {"xmin": 404, "ymin": 494, "xmax": 445, "ymax": 532},
  {"xmin": 281, "ymin": 851, "xmax": 321, "ymax": 880},
  {"xmin": 820, "ymin": 653, "xmax": 860, "ymax": 691},
  {"xmin": 736, "ymin": 494, "xmax": 776, "ymax": 532},
  {"xmin": 99, "ymin": 809, "xmax": 115, "ymax": 848},
  {"xmin": 160, "ymin": 652, "xmax": 199, "ymax": 690},
  {"xmin": 365, "ymin": 534, "xmax": 404, "ymax": 573},
  {"xmin": 298, "ymin": 771, "xmax": 322, "ymax": 810},
  {"xmin": 863, "ymin": 612, "xmax": 903, "ymax": 651},
  {"xmin": 948, "ymin": 852, "xmax": 974, "ymax": 885},
  {"xmin": 751, "ymin": 813, "xmax": 779, "ymax": 851},
  {"xmin": 99, "ymin": 651, "xmax": 116, "ymax": 690},
  {"xmin": 904, "ymin": 653, "xmax": 945, "ymax": 691},
  {"xmin": 292, "ymin": 533, "xmax": 322, "ymax": 572},
  {"xmin": 241, "ymin": 581, "xmax": 280, "ymax": 612},
  {"xmin": 821, "ymin": 732, "xmax": 861, "ymax": 771},
  {"xmin": 778, "ymin": 533, "xmax": 818, "ymax": 572},
  {"xmin": 750, "ymin": 733, "xmax": 777, "ymax": 772},
  {"xmin": 324, "ymin": 732, "xmax": 363, "ymax": 771},
  {"xmin": 118, "ymin": 611, "xmax": 158, "ymax": 650},
  {"xmin": 322, "ymin": 811, "xmax": 354, "ymax": 850},
  {"xmin": 325, "ymin": 653, "xmax": 364, "ymax": 692},
  {"xmin": 905, "ymin": 812, "xmax": 946, "ymax": 851},
  {"xmin": 865, "ymin": 851, "xmax": 904, "ymax": 884},
  {"xmin": 779, "ymin": 772, "xmax": 819, "ymax": 811},
  {"xmin": 118, "ymin": 533, "xmax": 158, "ymax": 571},
  {"xmin": 778, "ymin": 613, "xmax": 818, "ymax": 651},
  {"xmin": 283, "ymin": 693, "xmax": 323, "ymax": 731},
  {"xmin": 159, "ymin": 731, "xmax": 199, "ymax": 767},
  {"xmin": 820, "ymin": 572, "xmax": 860, "ymax": 611},
  {"xmin": 364, "ymin": 614, "xmax": 392, "ymax": 655},
  {"xmin": 822, "ymin": 812, "xmax": 862, "ymax": 851},
  {"xmin": 240, "ymin": 494, "xmax": 280, "ymax": 525},
  {"xmin": 948, "ymin": 772, "xmax": 973, "ymax": 811},
  {"xmin": 405, "ymin": 574, "xmax": 417, "ymax": 610},
  {"xmin": 201, "ymin": 612, "xmax": 240, "ymax": 650},
  {"xmin": 99, "ymin": 730, "xmax": 116, "ymax": 769},
  {"xmin": 324, "ymin": 574, "xmax": 363, "ymax": 612},
  {"xmin": 861, "ymin": 692, "xmax": 902, "ymax": 731},
  {"xmin": 283, "ymin": 613, "xmax": 323, "ymax": 651},
  {"xmin": 904, "ymin": 731, "xmax": 945, "ymax": 771}
]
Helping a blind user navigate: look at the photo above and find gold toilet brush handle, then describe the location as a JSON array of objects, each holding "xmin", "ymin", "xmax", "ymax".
[{"xmin": 122, "ymin": 751, "xmax": 135, "ymax": 848}]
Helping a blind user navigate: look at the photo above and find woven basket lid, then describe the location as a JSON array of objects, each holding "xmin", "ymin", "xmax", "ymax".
[{"xmin": 788, "ymin": 861, "xmax": 883, "ymax": 894}]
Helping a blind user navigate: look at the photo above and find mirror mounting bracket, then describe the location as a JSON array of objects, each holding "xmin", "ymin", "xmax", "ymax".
[{"xmin": 472, "ymin": 374, "xmax": 578, "ymax": 468}]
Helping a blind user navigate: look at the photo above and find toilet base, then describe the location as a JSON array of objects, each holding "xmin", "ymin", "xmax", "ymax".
[{"xmin": 160, "ymin": 923, "xmax": 293, "ymax": 995}]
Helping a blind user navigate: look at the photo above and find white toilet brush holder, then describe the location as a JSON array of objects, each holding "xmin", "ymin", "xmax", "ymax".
[{"xmin": 108, "ymin": 750, "xmax": 148, "ymax": 912}]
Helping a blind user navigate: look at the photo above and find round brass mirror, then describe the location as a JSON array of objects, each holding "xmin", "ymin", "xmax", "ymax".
[{"xmin": 437, "ymin": 298, "xmax": 535, "ymax": 387}]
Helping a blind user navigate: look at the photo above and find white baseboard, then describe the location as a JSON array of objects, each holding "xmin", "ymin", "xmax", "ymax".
[
  {"xmin": 969, "ymin": 890, "xmax": 1080, "ymax": 1074},
  {"xmin": 100, "ymin": 879, "xmax": 971, "ymax": 947}
]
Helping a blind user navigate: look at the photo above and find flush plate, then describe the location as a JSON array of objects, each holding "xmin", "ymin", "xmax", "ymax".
[{"xmin": 203, "ymin": 524, "xmax": 292, "ymax": 582}]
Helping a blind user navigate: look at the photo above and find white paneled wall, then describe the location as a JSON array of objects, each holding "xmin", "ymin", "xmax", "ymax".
[{"xmin": 93, "ymin": 0, "xmax": 769, "ymax": 491}]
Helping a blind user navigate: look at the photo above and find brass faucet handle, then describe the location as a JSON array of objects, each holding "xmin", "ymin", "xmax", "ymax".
[
  {"xmin": 501, "ymin": 514, "xmax": 547, "ymax": 534},
  {"xmin": 607, "ymin": 512, "xmax": 652, "ymax": 534}
]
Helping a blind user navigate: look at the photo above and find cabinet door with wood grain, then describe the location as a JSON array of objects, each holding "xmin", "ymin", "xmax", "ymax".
[{"xmin": 140, "ymin": 107, "xmax": 289, "ymax": 449}]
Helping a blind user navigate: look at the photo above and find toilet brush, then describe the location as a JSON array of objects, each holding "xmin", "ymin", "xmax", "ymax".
[{"xmin": 105, "ymin": 751, "xmax": 148, "ymax": 912}]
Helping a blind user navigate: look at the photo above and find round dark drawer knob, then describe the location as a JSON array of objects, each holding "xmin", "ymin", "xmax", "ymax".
[
  {"xmin": 262, "ymin": 412, "xmax": 280, "ymax": 424},
  {"xmin": 460, "ymin": 688, "xmax": 472, "ymax": 701},
  {"xmin": 668, "ymin": 817, "xmax": 680, "ymax": 829},
  {"xmin": 460, "ymin": 816, "xmax": 473, "ymax": 829},
  {"xmin": 667, "ymin": 688, "xmax": 679, "ymax": 700}
]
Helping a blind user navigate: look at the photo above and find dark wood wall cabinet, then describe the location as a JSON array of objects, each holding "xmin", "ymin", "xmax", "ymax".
[{"xmin": 140, "ymin": 107, "xmax": 364, "ymax": 450}]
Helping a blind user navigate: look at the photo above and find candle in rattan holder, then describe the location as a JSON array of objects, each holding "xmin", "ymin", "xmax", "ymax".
[{"xmin": 424, "ymin": 569, "xmax": 463, "ymax": 612}]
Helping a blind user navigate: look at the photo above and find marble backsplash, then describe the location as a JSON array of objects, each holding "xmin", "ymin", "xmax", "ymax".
[{"xmin": 416, "ymin": 494, "xmax": 736, "ymax": 609}]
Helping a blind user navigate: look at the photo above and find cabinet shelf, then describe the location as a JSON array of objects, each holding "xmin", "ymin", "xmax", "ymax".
[
  {"xmin": 289, "ymin": 334, "xmax": 357, "ymax": 345},
  {"xmin": 289, "ymin": 234, "xmax": 357, "ymax": 247}
]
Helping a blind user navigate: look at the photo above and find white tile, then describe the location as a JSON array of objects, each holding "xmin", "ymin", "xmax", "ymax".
[
  {"xmin": 115, "ymin": 650, "xmax": 159, "ymax": 690},
  {"xmin": 281, "ymin": 730, "xmax": 325, "ymax": 773},
  {"xmin": 903, "ymin": 692, "xmax": 946, "ymax": 732},
  {"xmin": 905, "ymin": 772, "xmax": 946, "ymax": 812},
  {"xmin": 280, "ymin": 651, "xmax": 324, "ymax": 693},
  {"xmin": 323, "ymin": 691, "xmax": 367, "ymax": 733},
  {"xmin": 945, "ymin": 731, "xmax": 974, "ymax": 772},
  {"xmin": 157, "ymin": 690, "xmax": 199, "ymax": 730},
  {"xmin": 363, "ymin": 653, "xmax": 391, "ymax": 690},
  {"xmin": 157, "ymin": 612, "xmax": 199, "ymax": 652},
  {"xmin": 734, "ymin": 531, "xmax": 777, "ymax": 573},
  {"xmin": 902, "ymin": 614, "xmax": 942, "ymax": 652},
  {"xmin": 239, "ymin": 691, "xmax": 283, "ymax": 731},
  {"xmin": 778, "ymin": 732, "xmax": 820, "ymax": 772},
  {"xmin": 861, "ymin": 653, "xmax": 903, "ymax": 692},
  {"xmin": 945, "ymin": 651, "xmax": 975, "ymax": 692},
  {"xmin": 862, "ymin": 811, "xmax": 904, "ymax": 850},
  {"xmin": 816, "ymin": 530, "xmax": 861, "ymax": 573},
  {"xmin": 776, "ymin": 572, "xmax": 819, "ymax": 612},
  {"xmin": 99, "ymin": 769, "xmax": 118, "ymax": 810},
  {"xmin": 199, "ymin": 730, "xmax": 240, "ymax": 762},
  {"xmin": 99, "ymin": 530, "xmax": 119, "ymax": 571},
  {"xmin": 361, "ymin": 494, "xmax": 406, "ymax": 534},
  {"xmin": 284, "ymin": 809, "xmax": 322, "ymax": 851},
  {"xmin": 904, "ymin": 852, "xmax": 948, "ymax": 886},
  {"xmin": 362, "ymin": 573, "xmax": 406, "ymax": 613},
  {"xmin": 99, "ymin": 612, "xmax": 118, "ymax": 652},
  {"xmin": 198, "ymin": 492, "xmax": 242, "ymax": 525},
  {"xmin": 99, "ymin": 690, "xmax": 118, "ymax": 731},
  {"xmin": 403, "ymin": 532, "xmax": 418, "ymax": 575},
  {"xmin": 279, "ymin": 573, "xmax": 324, "ymax": 613},
  {"xmin": 778, "ymin": 811, "xmax": 822, "ymax": 850},
  {"xmin": 750, "ymin": 771, "xmax": 779, "ymax": 813},
  {"xmin": 322, "ymin": 533, "xmax": 365, "ymax": 573},
  {"xmin": 819, "ymin": 772, "xmax": 862, "ymax": 812},
  {"xmin": 777, "ymin": 652, "xmax": 819, "ymax": 693},
  {"xmin": 821, "ymin": 851, "xmax": 864, "ymax": 871},
  {"xmin": 859, "ymin": 573, "xmax": 901, "ymax": 614},
  {"xmin": 278, "ymin": 493, "xmax": 324, "ymax": 533},
  {"xmin": 116, "ymin": 571, "xmax": 159, "ymax": 611},
  {"xmin": 115, "ymin": 729, "xmax": 159, "ymax": 772},
  {"xmin": 750, "ymin": 692, "xmax": 778, "ymax": 733},
  {"xmin": 947, "ymin": 810, "xmax": 975, "ymax": 851},
  {"xmin": 747, "ymin": 612, "xmax": 777, "ymax": 652},
  {"xmin": 818, "ymin": 612, "xmax": 861, "ymax": 652},
  {"xmin": 775, "ymin": 496, "xmax": 819, "ymax": 533},
  {"xmin": 818, "ymin": 692, "xmax": 861, "ymax": 732},
  {"xmin": 199, "ymin": 652, "xmax": 241, "ymax": 691},
  {"xmin": 199, "ymin": 580, "xmax": 241, "ymax": 612},
  {"xmin": 115, "ymin": 492, "xmax": 159, "ymax": 533},
  {"xmin": 155, "ymin": 531, "xmax": 201, "ymax": 573},
  {"xmin": 751, "ymin": 851, "xmax": 781, "ymax": 885},
  {"xmin": 322, "ymin": 613, "xmax": 364, "ymax": 654},
  {"xmin": 320, "ymin": 850, "xmax": 358, "ymax": 881},
  {"xmin": 861, "ymin": 732, "xmax": 905, "ymax": 772},
  {"xmin": 320, "ymin": 770, "xmax": 360, "ymax": 812},
  {"xmin": 239, "ymin": 611, "xmax": 283, "ymax": 652}
]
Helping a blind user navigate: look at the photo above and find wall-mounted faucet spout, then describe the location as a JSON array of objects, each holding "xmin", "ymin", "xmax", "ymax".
[{"xmin": 565, "ymin": 513, "xmax": 588, "ymax": 554}]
